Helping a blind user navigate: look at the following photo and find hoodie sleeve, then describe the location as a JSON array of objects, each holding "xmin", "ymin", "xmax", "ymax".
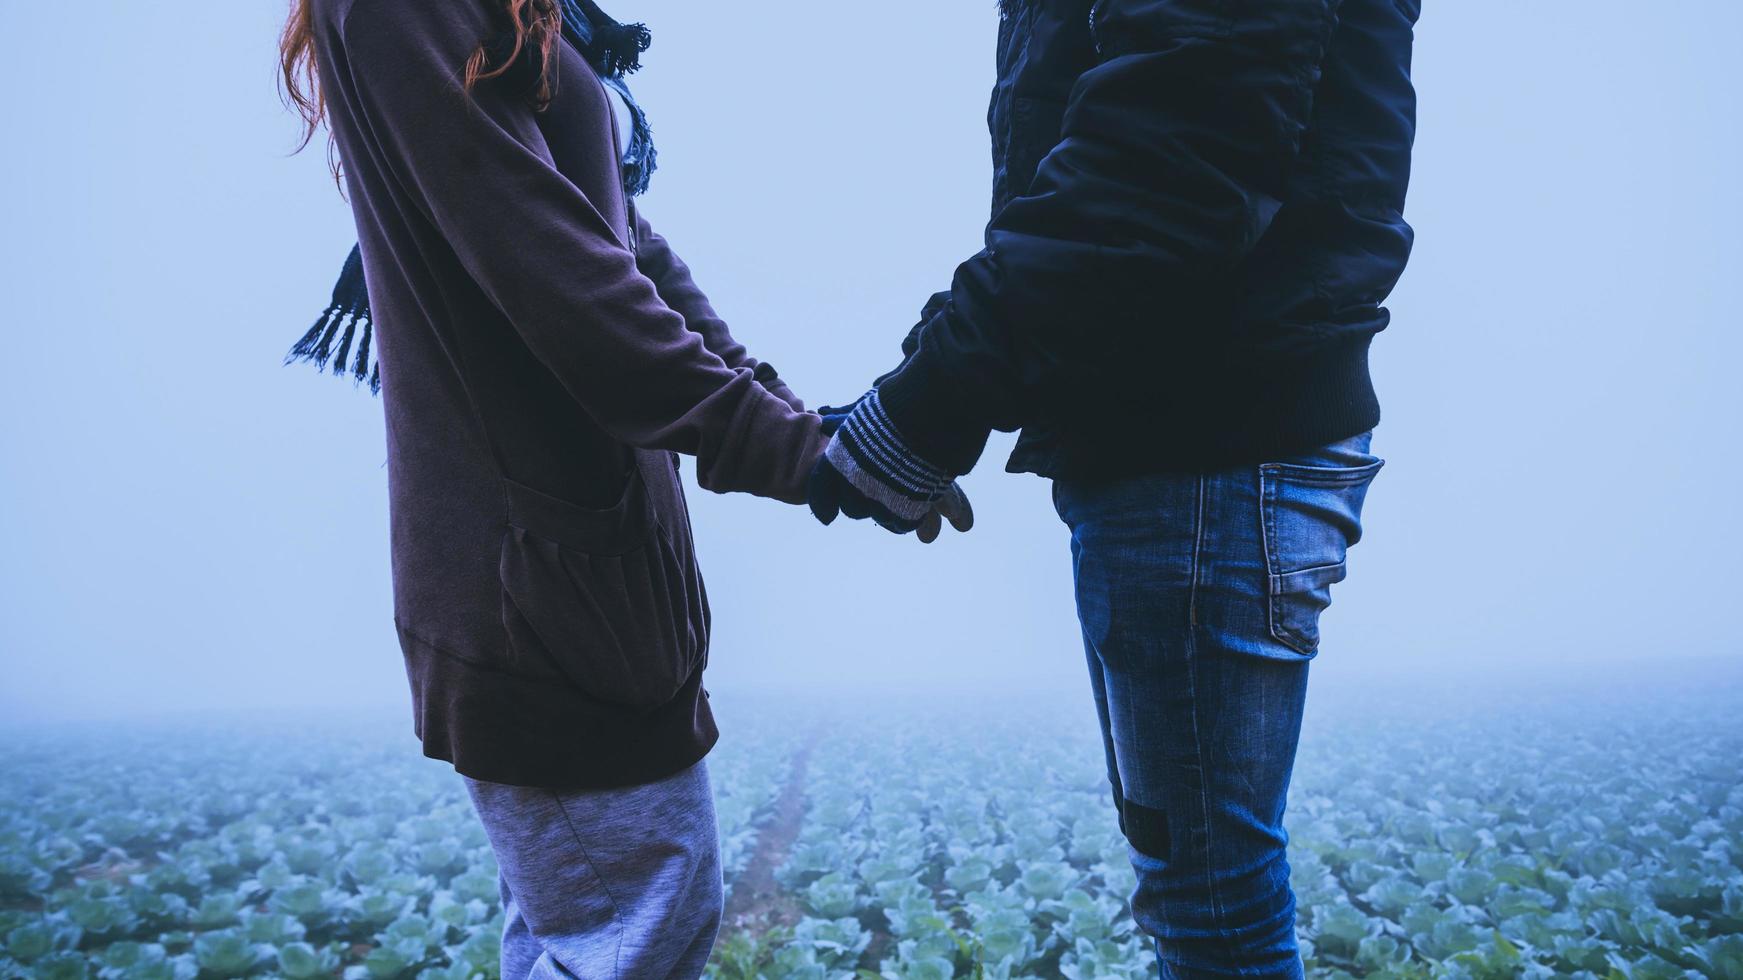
[
  {"xmin": 338, "ymin": 0, "xmax": 823, "ymax": 503},
  {"xmin": 632, "ymin": 209, "xmax": 807, "ymax": 413}
]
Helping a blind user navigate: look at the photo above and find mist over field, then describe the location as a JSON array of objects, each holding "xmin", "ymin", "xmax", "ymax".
[
  {"xmin": 1, "ymin": 1, "xmax": 1740, "ymax": 723},
  {"xmin": 1, "ymin": 2, "xmax": 1741, "ymax": 977}
]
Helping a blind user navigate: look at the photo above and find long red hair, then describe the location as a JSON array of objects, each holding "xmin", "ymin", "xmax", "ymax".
[{"xmin": 278, "ymin": 0, "xmax": 563, "ymax": 173}]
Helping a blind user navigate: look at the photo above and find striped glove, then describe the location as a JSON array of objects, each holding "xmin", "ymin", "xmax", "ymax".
[{"xmin": 808, "ymin": 390, "xmax": 973, "ymax": 542}]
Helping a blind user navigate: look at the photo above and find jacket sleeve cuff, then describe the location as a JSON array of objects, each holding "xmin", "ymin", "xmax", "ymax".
[{"xmin": 874, "ymin": 346, "xmax": 996, "ymax": 478}]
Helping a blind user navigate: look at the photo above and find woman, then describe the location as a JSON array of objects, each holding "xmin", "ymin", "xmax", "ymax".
[{"xmin": 279, "ymin": 0, "xmax": 824, "ymax": 974}]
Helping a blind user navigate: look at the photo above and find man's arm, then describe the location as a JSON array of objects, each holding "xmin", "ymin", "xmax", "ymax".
[
  {"xmin": 874, "ymin": 0, "xmax": 1344, "ymax": 475},
  {"xmin": 633, "ymin": 210, "xmax": 807, "ymax": 413}
]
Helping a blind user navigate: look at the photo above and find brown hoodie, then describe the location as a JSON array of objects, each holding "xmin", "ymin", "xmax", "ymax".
[{"xmin": 313, "ymin": 0, "xmax": 824, "ymax": 787}]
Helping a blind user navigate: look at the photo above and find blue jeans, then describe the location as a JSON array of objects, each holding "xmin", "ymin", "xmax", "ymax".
[
  {"xmin": 463, "ymin": 760, "xmax": 723, "ymax": 979},
  {"xmin": 1053, "ymin": 434, "xmax": 1382, "ymax": 978}
]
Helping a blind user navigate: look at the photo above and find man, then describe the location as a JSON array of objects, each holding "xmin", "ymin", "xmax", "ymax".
[{"xmin": 809, "ymin": 0, "xmax": 1418, "ymax": 975}]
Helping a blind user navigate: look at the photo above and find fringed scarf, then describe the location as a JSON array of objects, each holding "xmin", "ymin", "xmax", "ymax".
[{"xmin": 287, "ymin": 0, "xmax": 657, "ymax": 394}]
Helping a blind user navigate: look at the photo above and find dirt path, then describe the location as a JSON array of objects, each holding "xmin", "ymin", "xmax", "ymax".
[{"xmin": 722, "ymin": 729, "xmax": 820, "ymax": 931}]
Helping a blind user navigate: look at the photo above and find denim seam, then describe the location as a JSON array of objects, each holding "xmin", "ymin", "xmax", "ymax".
[
  {"xmin": 548, "ymin": 789, "xmax": 626, "ymax": 977},
  {"xmin": 1259, "ymin": 471, "xmax": 1283, "ymax": 647},
  {"xmin": 1258, "ymin": 459, "xmax": 1385, "ymax": 488},
  {"xmin": 1188, "ymin": 474, "xmax": 1207, "ymax": 628},
  {"xmin": 1259, "ymin": 470, "xmax": 1317, "ymax": 656},
  {"xmin": 1182, "ymin": 593, "xmax": 1226, "ymax": 946}
]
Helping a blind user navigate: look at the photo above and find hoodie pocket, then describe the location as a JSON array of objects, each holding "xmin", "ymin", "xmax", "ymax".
[{"xmin": 498, "ymin": 455, "xmax": 707, "ymax": 711}]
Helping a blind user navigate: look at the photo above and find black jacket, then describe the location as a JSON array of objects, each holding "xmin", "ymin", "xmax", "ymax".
[{"xmin": 878, "ymin": 0, "xmax": 1420, "ymax": 479}]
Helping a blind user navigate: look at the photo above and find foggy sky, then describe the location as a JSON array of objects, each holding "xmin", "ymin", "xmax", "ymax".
[{"xmin": 1, "ymin": 0, "xmax": 1738, "ymax": 724}]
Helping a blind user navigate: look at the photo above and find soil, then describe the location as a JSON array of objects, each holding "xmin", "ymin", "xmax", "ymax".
[{"xmin": 720, "ymin": 729, "xmax": 820, "ymax": 934}]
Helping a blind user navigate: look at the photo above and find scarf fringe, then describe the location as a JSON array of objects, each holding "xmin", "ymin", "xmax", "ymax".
[
  {"xmin": 570, "ymin": 0, "xmax": 650, "ymax": 76},
  {"xmin": 310, "ymin": 312, "xmax": 345, "ymax": 367},
  {"xmin": 594, "ymin": 20, "xmax": 651, "ymax": 75},
  {"xmin": 353, "ymin": 317, "xmax": 375, "ymax": 384},
  {"xmin": 288, "ymin": 307, "xmax": 338, "ymax": 364},
  {"xmin": 602, "ymin": 74, "xmax": 657, "ymax": 197},
  {"xmin": 332, "ymin": 316, "xmax": 359, "ymax": 378},
  {"xmin": 286, "ymin": 245, "xmax": 379, "ymax": 391}
]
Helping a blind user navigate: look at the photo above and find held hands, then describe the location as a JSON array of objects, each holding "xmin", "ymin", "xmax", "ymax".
[{"xmin": 807, "ymin": 390, "xmax": 974, "ymax": 544}]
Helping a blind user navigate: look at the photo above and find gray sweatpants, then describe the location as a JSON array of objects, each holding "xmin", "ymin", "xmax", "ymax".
[{"xmin": 463, "ymin": 760, "xmax": 723, "ymax": 980}]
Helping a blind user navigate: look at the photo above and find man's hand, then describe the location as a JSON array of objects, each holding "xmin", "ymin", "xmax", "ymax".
[
  {"xmin": 809, "ymin": 462, "xmax": 974, "ymax": 543},
  {"xmin": 808, "ymin": 391, "xmax": 974, "ymax": 543}
]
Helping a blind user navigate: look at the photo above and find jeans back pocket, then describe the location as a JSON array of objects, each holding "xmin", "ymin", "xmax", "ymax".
[{"xmin": 1259, "ymin": 447, "xmax": 1383, "ymax": 656}]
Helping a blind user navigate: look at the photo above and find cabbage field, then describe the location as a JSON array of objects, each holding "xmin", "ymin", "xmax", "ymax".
[{"xmin": 2, "ymin": 678, "xmax": 1741, "ymax": 979}]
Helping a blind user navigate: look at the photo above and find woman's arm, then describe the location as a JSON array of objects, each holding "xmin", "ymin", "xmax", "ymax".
[
  {"xmin": 339, "ymin": 0, "xmax": 822, "ymax": 502},
  {"xmin": 633, "ymin": 210, "xmax": 806, "ymax": 412}
]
